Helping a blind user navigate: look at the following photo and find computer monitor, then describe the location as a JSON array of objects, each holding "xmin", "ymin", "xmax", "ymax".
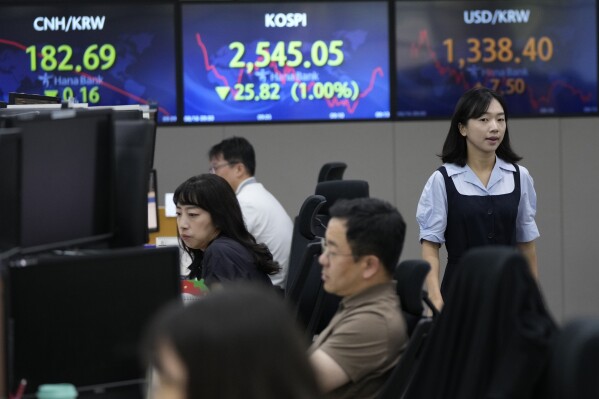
[
  {"xmin": 3, "ymin": 246, "xmax": 182, "ymax": 398},
  {"xmin": 0, "ymin": 129, "xmax": 21, "ymax": 256},
  {"xmin": 111, "ymin": 119, "xmax": 156, "ymax": 247},
  {"xmin": 148, "ymin": 169, "xmax": 159, "ymax": 233},
  {"xmin": 2, "ymin": 109, "xmax": 116, "ymax": 255},
  {"xmin": 180, "ymin": 1, "xmax": 391, "ymax": 123},
  {"xmin": 8, "ymin": 92, "xmax": 61, "ymax": 105},
  {"xmin": 0, "ymin": 108, "xmax": 59, "ymax": 128},
  {"xmin": 0, "ymin": 3, "xmax": 179, "ymax": 124}
]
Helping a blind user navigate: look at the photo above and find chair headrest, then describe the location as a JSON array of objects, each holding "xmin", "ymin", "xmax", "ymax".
[
  {"xmin": 394, "ymin": 260, "xmax": 431, "ymax": 316},
  {"xmin": 315, "ymin": 179, "xmax": 369, "ymax": 215},
  {"xmin": 297, "ymin": 195, "xmax": 327, "ymax": 240},
  {"xmin": 318, "ymin": 162, "xmax": 347, "ymax": 182}
]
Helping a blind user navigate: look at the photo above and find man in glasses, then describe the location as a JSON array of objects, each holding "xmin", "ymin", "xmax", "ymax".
[
  {"xmin": 208, "ymin": 136, "xmax": 293, "ymax": 290},
  {"xmin": 310, "ymin": 197, "xmax": 408, "ymax": 399}
]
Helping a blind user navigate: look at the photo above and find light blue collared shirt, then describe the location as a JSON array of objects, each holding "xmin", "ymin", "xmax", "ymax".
[{"xmin": 417, "ymin": 157, "xmax": 540, "ymax": 245}]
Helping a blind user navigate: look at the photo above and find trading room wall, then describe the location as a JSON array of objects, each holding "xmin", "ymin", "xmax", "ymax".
[{"xmin": 153, "ymin": 116, "xmax": 599, "ymax": 323}]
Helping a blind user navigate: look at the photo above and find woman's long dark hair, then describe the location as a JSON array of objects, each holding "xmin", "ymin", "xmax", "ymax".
[
  {"xmin": 173, "ymin": 174, "xmax": 279, "ymax": 276},
  {"xmin": 441, "ymin": 87, "xmax": 522, "ymax": 166}
]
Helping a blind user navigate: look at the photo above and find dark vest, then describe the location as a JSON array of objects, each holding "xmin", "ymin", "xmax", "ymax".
[{"xmin": 439, "ymin": 164, "xmax": 521, "ymax": 296}]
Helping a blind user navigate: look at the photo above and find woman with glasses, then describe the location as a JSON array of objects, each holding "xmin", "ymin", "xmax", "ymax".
[
  {"xmin": 416, "ymin": 87, "xmax": 540, "ymax": 311},
  {"xmin": 174, "ymin": 173, "xmax": 279, "ymax": 287}
]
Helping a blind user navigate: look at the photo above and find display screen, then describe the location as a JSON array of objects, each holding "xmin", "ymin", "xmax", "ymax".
[
  {"xmin": 0, "ymin": 3, "xmax": 178, "ymax": 123},
  {"xmin": 8, "ymin": 109, "xmax": 116, "ymax": 254},
  {"xmin": 6, "ymin": 246, "xmax": 181, "ymax": 396},
  {"xmin": 395, "ymin": 1, "xmax": 598, "ymax": 118},
  {"xmin": 181, "ymin": 1, "xmax": 391, "ymax": 123}
]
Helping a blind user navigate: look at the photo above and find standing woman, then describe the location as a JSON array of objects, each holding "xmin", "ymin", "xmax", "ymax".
[
  {"xmin": 174, "ymin": 174, "xmax": 279, "ymax": 287},
  {"xmin": 416, "ymin": 87, "xmax": 539, "ymax": 310}
]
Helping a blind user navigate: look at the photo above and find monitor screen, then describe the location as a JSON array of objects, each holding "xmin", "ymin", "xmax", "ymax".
[
  {"xmin": 0, "ymin": 3, "xmax": 178, "ymax": 124},
  {"xmin": 0, "ymin": 129, "xmax": 21, "ymax": 254},
  {"xmin": 5, "ymin": 109, "xmax": 116, "ymax": 255},
  {"xmin": 181, "ymin": 1, "xmax": 391, "ymax": 123},
  {"xmin": 394, "ymin": 0, "xmax": 598, "ymax": 118},
  {"xmin": 112, "ymin": 118, "xmax": 156, "ymax": 247},
  {"xmin": 9, "ymin": 92, "xmax": 60, "ymax": 105},
  {"xmin": 4, "ymin": 246, "xmax": 182, "ymax": 397}
]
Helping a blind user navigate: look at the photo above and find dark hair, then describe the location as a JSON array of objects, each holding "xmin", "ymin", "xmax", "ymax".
[
  {"xmin": 173, "ymin": 174, "xmax": 279, "ymax": 275},
  {"xmin": 441, "ymin": 87, "xmax": 522, "ymax": 166},
  {"xmin": 329, "ymin": 197, "xmax": 406, "ymax": 274},
  {"xmin": 404, "ymin": 246, "xmax": 556, "ymax": 398},
  {"xmin": 208, "ymin": 136, "xmax": 256, "ymax": 176},
  {"xmin": 145, "ymin": 283, "xmax": 322, "ymax": 399}
]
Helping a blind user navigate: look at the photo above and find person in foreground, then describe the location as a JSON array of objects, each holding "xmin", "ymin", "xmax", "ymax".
[
  {"xmin": 417, "ymin": 86, "xmax": 540, "ymax": 310},
  {"xmin": 208, "ymin": 136, "xmax": 293, "ymax": 289},
  {"xmin": 309, "ymin": 197, "xmax": 408, "ymax": 399},
  {"xmin": 144, "ymin": 283, "xmax": 322, "ymax": 399},
  {"xmin": 403, "ymin": 246, "xmax": 557, "ymax": 399},
  {"xmin": 174, "ymin": 173, "xmax": 279, "ymax": 287}
]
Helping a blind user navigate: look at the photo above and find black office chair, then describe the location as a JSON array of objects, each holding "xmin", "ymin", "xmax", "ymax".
[
  {"xmin": 378, "ymin": 259, "xmax": 436, "ymax": 399},
  {"xmin": 286, "ymin": 194, "xmax": 326, "ymax": 295},
  {"xmin": 288, "ymin": 180, "xmax": 369, "ymax": 291},
  {"xmin": 394, "ymin": 259, "xmax": 436, "ymax": 336},
  {"xmin": 288, "ymin": 241, "xmax": 330, "ymax": 339},
  {"xmin": 285, "ymin": 194, "xmax": 337, "ymax": 340},
  {"xmin": 315, "ymin": 179, "xmax": 369, "ymax": 223},
  {"xmin": 547, "ymin": 318, "xmax": 599, "ymax": 398},
  {"xmin": 287, "ymin": 180, "xmax": 370, "ymax": 339},
  {"xmin": 317, "ymin": 161, "xmax": 347, "ymax": 182}
]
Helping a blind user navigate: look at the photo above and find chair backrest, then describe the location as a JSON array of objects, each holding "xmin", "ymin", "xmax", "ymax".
[
  {"xmin": 317, "ymin": 162, "xmax": 347, "ymax": 182},
  {"xmin": 377, "ymin": 259, "xmax": 434, "ymax": 399},
  {"xmin": 315, "ymin": 179, "xmax": 369, "ymax": 219},
  {"xmin": 297, "ymin": 195, "xmax": 327, "ymax": 240},
  {"xmin": 287, "ymin": 180, "xmax": 369, "ymax": 339},
  {"xmin": 286, "ymin": 240, "xmax": 341, "ymax": 340},
  {"xmin": 547, "ymin": 318, "xmax": 599, "ymax": 398},
  {"xmin": 394, "ymin": 259, "xmax": 431, "ymax": 336},
  {"xmin": 377, "ymin": 318, "xmax": 434, "ymax": 399},
  {"xmin": 286, "ymin": 195, "xmax": 326, "ymax": 293}
]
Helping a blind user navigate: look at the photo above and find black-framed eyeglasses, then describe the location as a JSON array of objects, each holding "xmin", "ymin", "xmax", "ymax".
[
  {"xmin": 320, "ymin": 237, "xmax": 354, "ymax": 259},
  {"xmin": 208, "ymin": 162, "xmax": 237, "ymax": 174}
]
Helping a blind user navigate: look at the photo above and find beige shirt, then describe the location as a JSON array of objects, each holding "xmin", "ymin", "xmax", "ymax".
[{"xmin": 310, "ymin": 282, "xmax": 408, "ymax": 399}]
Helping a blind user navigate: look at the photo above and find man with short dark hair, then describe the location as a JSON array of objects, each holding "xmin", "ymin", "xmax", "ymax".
[
  {"xmin": 310, "ymin": 197, "xmax": 408, "ymax": 399},
  {"xmin": 208, "ymin": 137, "xmax": 293, "ymax": 289}
]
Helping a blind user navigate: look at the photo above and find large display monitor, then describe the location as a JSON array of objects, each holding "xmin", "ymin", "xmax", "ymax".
[
  {"xmin": 181, "ymin": 1, "xmax": 391, "ymax": 123},
  {"xmin": 4, "ymin": 246, "xmax": 182, "ymax": 398},
  {"xmin": 2, "ymin": 109, "xmax": 116, "ymax": 255},
  {"xmin": 0, "ymin": 3, "xmax": 178, "ymax": 124},
  {"xmin": 111, "ymin": 118, "xmax": 156, "ymax": 247},
  {"xmin": 394, "ymin": 0, "xmax": 598, "ymax": 118},
  {"xmin": 0, "ymin": 129, "xmax": 21, "ymax": 256}
]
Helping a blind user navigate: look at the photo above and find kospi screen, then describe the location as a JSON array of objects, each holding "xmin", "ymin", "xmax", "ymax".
[
  {"xmin": 0, "ymin": 3, "xmax": 178, "ymax": 124},
  {"xmin": 395, "ymin": 1, "xmax": 598, "ymax": 118},
  {"xmin": 181, "ymin": 1, "xmax": 391, "ymax": 123}
]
